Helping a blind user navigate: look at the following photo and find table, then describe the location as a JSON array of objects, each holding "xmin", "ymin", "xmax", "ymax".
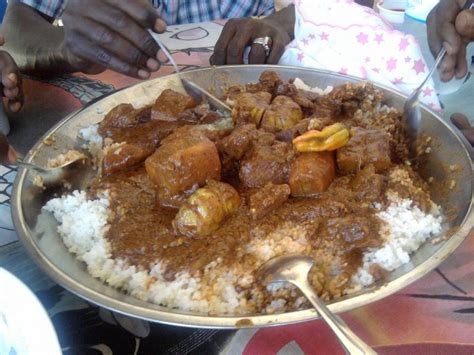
[{"xmin": 1, "ymin": 19, "xmax": 474, "ymax": 354}]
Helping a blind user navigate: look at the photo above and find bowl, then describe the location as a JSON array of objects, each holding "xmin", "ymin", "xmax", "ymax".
[{"xmin": 11, "ymin": 65, "xmax": 474, "ymax": 328}]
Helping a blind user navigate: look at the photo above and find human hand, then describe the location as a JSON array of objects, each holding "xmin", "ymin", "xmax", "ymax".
[
  {"xmin": 0, "ymin": 36, "xmax": 23, "ymax": 113},
  {"xmin": 61, "ymin": 0, "xmax": 166, "ymax": 79},
  {"xmin": 210, "ymin": 17, "xmax": 291, "ymax": 65},
  {"xmin": 451, "ymin": 113, "xmax": 474, "ymax": 145},
  {"xmin": 427, "ymin": 0, "xmax": 474, "ymax": 82},
  {"xmin": 0, "ymin": 133, "xmax": 18, "ymax": 165}
]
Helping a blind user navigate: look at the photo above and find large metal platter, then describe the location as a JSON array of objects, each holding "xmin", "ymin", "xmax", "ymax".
[{"xmin": 12, "ymin": 65, "xmax": 474, "ymax": 328}]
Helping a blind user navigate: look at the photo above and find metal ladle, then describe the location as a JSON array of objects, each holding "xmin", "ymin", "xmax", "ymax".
[{"xmin": 259, "ymin": 255, "xmax": 376, "ymax": 355}]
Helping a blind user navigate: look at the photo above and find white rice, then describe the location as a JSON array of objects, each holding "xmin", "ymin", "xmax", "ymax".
[
  {"xmin": 78, "ymin": 124, "xmax": 103, "ymax": 156},
  {"xmin": 352, "ymin": 195, "xmax": 442, "ymax": 287},
  {"xmin": 43, "ymin": 191, "xmax": 249, "ymax": 314},
  {"xmin": 294, "ymin": 77, "xmax": 333, "ymax": 95},
  {"xmin": 44, "ymin": 185, "xmax": 443, "ymax": 314}
]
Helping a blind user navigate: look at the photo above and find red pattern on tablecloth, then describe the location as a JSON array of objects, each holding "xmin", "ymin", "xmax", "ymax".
[{"xmin": 232, "ymin": 234, "xmax": 474, "ymax": 354}]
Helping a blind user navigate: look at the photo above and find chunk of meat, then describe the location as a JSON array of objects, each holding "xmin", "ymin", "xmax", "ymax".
[
  {"xmin": 232, "ymin": 92, "xmax": 272, "ymax": 126},
  {"xmin": 98, "ymin": 104, "xmax": 141, "ymax": 135},
  {"xmin": 103, "ymin": 143, "xmax": 154, "ymax": 175},
  {"xmin": 350, "ymin": 165, "xmax": 387, "ymax": 203},
  {"xmin": 173, "ymin": 180, "xmax": 240, "ymax": 237},
  {"xmin": 218, "ymin": 124, "xmax": 258, "ymax": 160},
  {"xmin": 175, "ymin": 104, "xmax": 223, "ymax": 125},
  {"xmin": 275, "ymin": 119, "xmax": 311, "ymax": 142},
  {"xmin": 325, "ymin": 216, "xmax": 380, "ymax": 250},
  {"xmin": 101, "ymin": 119, "xmax": 185, "ymax": 149},
  {"xmin": 257, "ymin": 70, "xmax": 283, "ymax": 93},
  {"xmin": 275, "ymin": 82, "xmax": 318, "ymax": 109},
  {"xmin": 289, "ymin": 152, "xmax": 336, "ymax": 196},
  {"xmin": 337, "ymin": 127, "xmax": 392, "ymax": 174},
  {"xmin": 151, "ymin": 89, "xmax": 197, "ymax": 121},
  {"xmin": 329, "ymin": 82, "xmax": 383, "ymax": 119},
  {"xmin": 261, "ymin": 95, "xmax": 303, "ymax": 132},
  {"xmin": 145, "ymin": 127, "xmax": 221, "ymax": 207},
  {"xmin": 239, "ymin": 141, "xmax": 295, "ymax": 188},
  {"xmin": 249, "ymin": 183, "xmax": 291, "ymax": 220}
]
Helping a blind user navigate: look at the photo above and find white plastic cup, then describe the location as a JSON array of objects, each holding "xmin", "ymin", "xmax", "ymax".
[{"xmin": 377, "ymin": 0, "xmax": 408, "ymax": 24}]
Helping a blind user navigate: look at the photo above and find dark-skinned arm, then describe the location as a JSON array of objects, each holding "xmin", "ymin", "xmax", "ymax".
[
  {"xmin": 211, "ymin": 4, "xmax": 295, "ymax": 65},
  {"xmin": 2, "ymin": 0, "xmax": 167, "ymax": 78},
  {"xmin": 211, "ymin": 1, "xmax": 374, "ymax": 66},
  {"xmin": 1, "ymin": 2, "xmax": 75, "ymax": 76}
]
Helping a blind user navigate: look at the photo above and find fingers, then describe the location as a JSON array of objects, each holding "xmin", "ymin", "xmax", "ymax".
[
  {"xmin": 455, "ymin": 8, "xmax": 474, "ymax": 38},
  {"xmin": 451, "ymin": 113, "xmax": 474, "ymax": 145},
  {"xmin": 267, "ymin": 36, "xmax": 287, "ymax": 64},
  {"xmin": 0, "ymin": 52, "xmax": 24, "ymax": 111},
  {"xmin": 427, "ymin": 1, "xmax": 474, "ymax": 82},
  {"xmin": 63, "ymin": 0, "xmax": 164, "ymax": 76},
  {"xmin": 451, "ymin": 112, "xmax": 471, "ymax": 129},
  {"xmin": 213, "ymin": 18, "xmax": 290, "ymax": 65},
  {"xmin": 86, "ymin": 7, "xmax": 160, "ymax": 64},
  {"xmin": 212, "ymin": 20, "xmax": 238, "ymax": 65},
  {"xmin": 67, "ymin": 33, "xmax": 150, "ymax": 79},
  {"xmin": 454, "ymin": 40, "xmax": 468, "ymax": 78},
  {"xmin": 248, "ymin": 43, "xmax": 267, "ymax": 64},
  {"xmin": 427, "ymin": 10, "xmax": 443, "ymax": 57},
  {"xmin": 438, "ymin": 21, "xmax": 463, "ymax": 80},
  {"xmin": 226, "ymin": 30, "xmax": 252, "ymax": 64},
  {"xmin": 69, "ymin": 17, "xmax": 152, "ymax": 72}
]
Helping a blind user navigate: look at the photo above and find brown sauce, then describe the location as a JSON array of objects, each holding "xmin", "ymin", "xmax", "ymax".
[{"xmin": 91, "ymin": 72, "xmax": 435, "ymax": 301}]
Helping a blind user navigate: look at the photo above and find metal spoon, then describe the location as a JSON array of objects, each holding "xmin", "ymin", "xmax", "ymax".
[
  {"xmin": 16, "ymin": 155, "xmax": 93, "ymax": 189},
  {"xmin": 154, "ymin": 37, "xmax": 232, "ymax": 113},
  {"xmin": 259, "ymin": 255, "xmax": 376, "ymax": 355}
]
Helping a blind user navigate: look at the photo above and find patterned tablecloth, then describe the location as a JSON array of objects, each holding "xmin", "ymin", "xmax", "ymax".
[{"xmin": 1, "ymin": 21, "xmax": 473, "ymax": 355}]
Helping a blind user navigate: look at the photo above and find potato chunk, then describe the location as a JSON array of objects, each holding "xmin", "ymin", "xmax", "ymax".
[
  {"xmin": 145, "ymin": 127, "xmax": 221, "ymax": 207},
  {"xmin": 289, "ymin": 152, "xmax": 336, "ymax": 196},
  {"xmin": 173, "ymin": 180, "xmax": 240, "ymax": 237},
  {"xmin": 151, "ymin": 89, "xmax": 196, "ymax": 121},
  {"xmin": 261, "ymin": 95, "xmax": 303, "ymax": 132},
  {"xmin": 336, "ymin": 127, "xmax": 391, "ymax": 174}
]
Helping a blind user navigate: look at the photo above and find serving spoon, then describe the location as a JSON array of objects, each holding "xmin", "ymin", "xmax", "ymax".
[{"xmin": 259, "ymin": 255, "xmax": 376, "ymax": 355}]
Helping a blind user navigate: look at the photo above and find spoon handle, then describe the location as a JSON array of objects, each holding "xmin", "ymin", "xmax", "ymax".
[
  {"xmin": 15, "ymin": 158, "xmax": 49, "ymax": 173},
  {"xmin": 298, "ymin": 280, "xmax": 376, "ymax": 355}
]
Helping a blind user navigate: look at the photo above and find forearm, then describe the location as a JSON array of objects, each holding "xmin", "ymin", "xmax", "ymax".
[
  {"xmin": 264, "ymin": 4, "xmax": 296, "ymax": 40},
  {"xmin": 2, "ymin": 2, "xmax": 74, "ymax": 76}
]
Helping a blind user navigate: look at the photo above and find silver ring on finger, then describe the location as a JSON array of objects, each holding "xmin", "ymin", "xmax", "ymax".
[{"xmin": 252, "ymin": 36, "xmax": 273, "ymax": 57}]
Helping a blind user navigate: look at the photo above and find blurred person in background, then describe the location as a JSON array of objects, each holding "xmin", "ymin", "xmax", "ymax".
[{"xmin": 428, "ymin": 0, "xmax": 474, "ymax": 144}]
